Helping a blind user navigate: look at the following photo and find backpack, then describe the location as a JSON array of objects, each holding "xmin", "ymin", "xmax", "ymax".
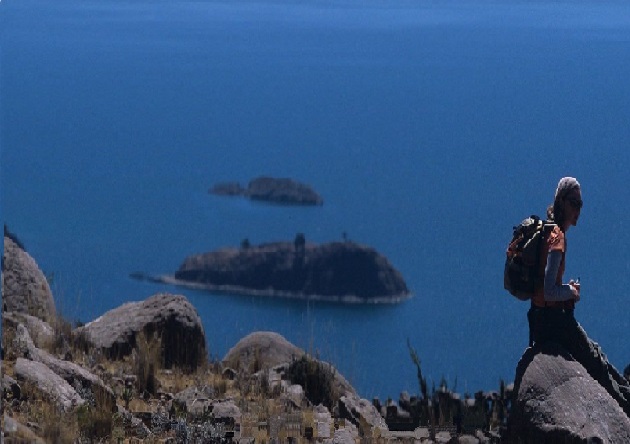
[{"xmin": 504, "ymin": 215, "xmax": 555, "ymax": 300}]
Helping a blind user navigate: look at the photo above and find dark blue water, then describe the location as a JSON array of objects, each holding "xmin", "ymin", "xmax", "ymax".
[{"xmin": 2, "ymin": 0, "xmax": 630, "ymax": 400}]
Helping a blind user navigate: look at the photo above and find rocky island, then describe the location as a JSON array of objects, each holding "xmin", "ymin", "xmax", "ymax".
[
  {"xmin": 158, "ymin": 239, "xmax": 410, "ymax": 303},
  {"xmin": 210, "ymin": 176, "xmax": 324, "ymax": 206}
]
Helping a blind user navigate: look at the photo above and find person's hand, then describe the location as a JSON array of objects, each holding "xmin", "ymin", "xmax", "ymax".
[{"xmin": 569, "ymin": 280, "xmax": 580, "ymax": 302}]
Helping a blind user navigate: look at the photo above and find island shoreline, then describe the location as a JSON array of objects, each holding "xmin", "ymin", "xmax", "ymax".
[{"xmin": 132, "ymin": 273, "xmax": 413, "ymax": 304}]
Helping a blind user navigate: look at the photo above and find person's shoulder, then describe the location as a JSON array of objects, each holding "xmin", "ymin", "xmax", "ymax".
[{"xmin": 547, "ymin": 224, "xmax": 565, "ymax": 248}]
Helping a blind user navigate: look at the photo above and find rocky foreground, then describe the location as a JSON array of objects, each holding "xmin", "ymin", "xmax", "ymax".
[{"xmin": 3, "ymin": 234, "xmax": 630, "ymax": 443}]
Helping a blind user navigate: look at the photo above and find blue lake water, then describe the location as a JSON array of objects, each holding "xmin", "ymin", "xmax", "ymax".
[{"xmin": 2, "ymin": 0, "xmax": 630, "ymax": 400}]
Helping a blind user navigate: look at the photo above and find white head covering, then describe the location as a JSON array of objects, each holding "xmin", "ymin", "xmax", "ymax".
[{"xmin": 554, "ymin": 177, "xmax": 581, "ymax": 202}]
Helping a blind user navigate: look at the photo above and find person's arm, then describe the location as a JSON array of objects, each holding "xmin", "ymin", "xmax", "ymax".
[{"xmin": 543, "ymin": 250, "xmax": 575, "ymax": 301}]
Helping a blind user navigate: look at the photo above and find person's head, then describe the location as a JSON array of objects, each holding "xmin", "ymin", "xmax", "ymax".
[{"xmin": 547, "ymin": 177, "xmax": 582, "ymax": 231}]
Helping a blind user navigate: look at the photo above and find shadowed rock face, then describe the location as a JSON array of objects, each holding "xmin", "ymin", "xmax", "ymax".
[
  {"xmin": 2, "ymin": 236, "xmax": 56, "ymax": 323},
  {"xmin": 508, "ymin": 343, "xmax": 630, "ymax": 443},
  {"xmin": 77, "ymin": 293, "xmax": 206, "ymax": 372},
  {"xmin": 174, "ymin": 241, "xmax": 409, "ymax": 302}
]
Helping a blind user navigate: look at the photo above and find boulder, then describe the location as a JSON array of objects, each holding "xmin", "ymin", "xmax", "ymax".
[
  {"xmin": 508, "ymin": 342, "xmax": 630, "ymax": 443},
  {"xmin": 212, "ymin": 399, "xmax": 242, "ymax": 423},
  {"xmin": 172, "ymin": 385, "xmax": 215, "ymax": 416},
  {"xmin": 77, "ymin": 293, "xmax": 206, "ymax": 371},
  {"xmin": 3, "ymin": 414, "xmax": 46, "ymax": 444},
  {"xmin": 12, "ymin": 323, "xmax": 116, "ymax": 408},
  {"xmin": 332, "ymin": 422, "xmax": 359, "ymax": 444},
  {"xmin": 14, "ymin": 358, "xmax": 84, "ymax": 411},
  {"xmin": 223, "ymin": 331, "xmax": 304, "ymax": 372},
  {"xmin": 3, "ymin": 311, "xmax": 54, "ymax": 350},
  {"xmin": 2, "ymin": 236, "xmax": 56, "ymax": 323},
  {"xmin": 339, "ymin": 393, "xmax": 388, "ymax": 434}
]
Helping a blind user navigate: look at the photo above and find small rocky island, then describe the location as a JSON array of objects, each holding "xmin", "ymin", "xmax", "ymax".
[
  {"xmin": 158, "ymin": 238, "xmax": 410, "ymax": 303},
  {"xmin": 210, "ymin": 176, "xmax": 324, "ymax": 206}
]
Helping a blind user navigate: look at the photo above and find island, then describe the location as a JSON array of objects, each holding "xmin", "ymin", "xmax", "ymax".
[
  {"xmin": 210, "ymin": 176, "xmax": 324, "ymax": 206},
  {"xmin": 152, "ymin": 239, "xmax": 410, "ymax": 303}
]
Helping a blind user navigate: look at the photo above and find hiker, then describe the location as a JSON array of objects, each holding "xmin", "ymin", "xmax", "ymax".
[{"xmin": 528, "ymin": 177, "xmax": 630, "ymax": 417}]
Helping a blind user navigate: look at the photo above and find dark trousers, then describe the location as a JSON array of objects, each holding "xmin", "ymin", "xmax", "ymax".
[{"xmin": 528, "ymin": 306, "xmax": 630, "ymax": 418}]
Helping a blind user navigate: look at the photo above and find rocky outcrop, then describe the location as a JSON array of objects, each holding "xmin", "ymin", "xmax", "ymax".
[
  {"xmin": 333, "ymin": 422, "xmax": 360, "ymax": 444},
  {"xmin": 171, "ymin": 241, "xmax": 410, "ymax": 303},
  {"xmin": 76, "ymin": 293, "xmax": 206, "ymax": 372},
  {"xmin": 210, "ymin": 176, "xmax": 324, "ymax": 205},
  {"xmin": 212, "ymin": 399, "xmax": 242, "ymax": 423},
  {"xmin": 223, "ymin": 331, "xmax": 357, "ymax": 397},
  {"xmin": 14, "ymin": 358, "xmax": 85, "ymax": 411},
  {"xmin": 508, "ymin": 342, "xmax": 630, "ymax": 443},
  {"xmin": 172, "ymin": 385, "xmax": 215, "ymax": 417},
  {"xmin": 11, "ymin": 323, "xmax": 116, "ymax": 407},
  {"xmin": 223, "ymin": 331, "xmax": 303, "ymax": 372},
  {"xmin": 3, "ymin": 414, "xmax": 46, "ymax": 444},
  {"xmin": 3, "ymin": 312, "xmax": 54, "ymax": 350},
  {"xmin": 2, "ymin": 236, "xmax": 56, "ymax": 323},
  {"xmin": 339, "ymin": 394, "xmax": 388, "ymax": 434}
]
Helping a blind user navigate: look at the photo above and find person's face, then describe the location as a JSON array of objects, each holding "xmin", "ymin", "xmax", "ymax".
[{"xmin": 563, "ymin": 188, "xmax": 583, "ymax": 229}]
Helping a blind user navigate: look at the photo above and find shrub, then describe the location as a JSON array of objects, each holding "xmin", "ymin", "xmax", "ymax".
[{"xmin": 133, "ymin": 330, "xmax": 162, "ymax": 396}]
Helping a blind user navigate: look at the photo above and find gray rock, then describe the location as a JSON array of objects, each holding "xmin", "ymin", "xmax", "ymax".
[
  {"xmin": 77, "ymin": 293, "xmax": 206, "ymax": 371},
  {"xmin": 332, "ymin": 423, "xmax": 359, "ymax": 444},
  {"xmin": 509, "ymin": 343, "xmax": 630, "ymax": 443},
  {"xmin": 120, "ymin": 410, "xmax": 151, "ymax": 439},
  {"xmin": 14, "ymin": 358, "xmax": 84, "ymax": 411},
  {"xmin": 12, "ymin": 323, "xmax": 116, "ymax": 407},
  {"xmin": 2, "ymin": 236, "xmax": 56, "ymax": 323},
  {"xmin": 225, "ymin": 332, "xmax": 357, "ymax": 407},
  {"xmin": 173, "ymin": 385, "xmax": 215, "ymax": 415},
  {"xmin": 3, "ymin": 312, "xmax": 54, "ymax": 350},
  {"xmin": 435, "ymin": 430, "xmax": 453, "ymax": 443},
  {"xmin": 212, "ymin": 399, "xmax": 241, "ymax": 422},
  {"xmin": 223, "ymin": 331, "xmax": 304, "ymax": 372},
  {"xmin": 3, "ymin": 414, "xmax": 46, "ymax": 444},
  {"xmin": 338, "ymin": 393, "xmax": 388, "ymax": 433}
]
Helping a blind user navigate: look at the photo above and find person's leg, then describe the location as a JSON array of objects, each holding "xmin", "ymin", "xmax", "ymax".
[{"xmin": 559, "ymin": 314, "xmax": 630, "ymax": 417}]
